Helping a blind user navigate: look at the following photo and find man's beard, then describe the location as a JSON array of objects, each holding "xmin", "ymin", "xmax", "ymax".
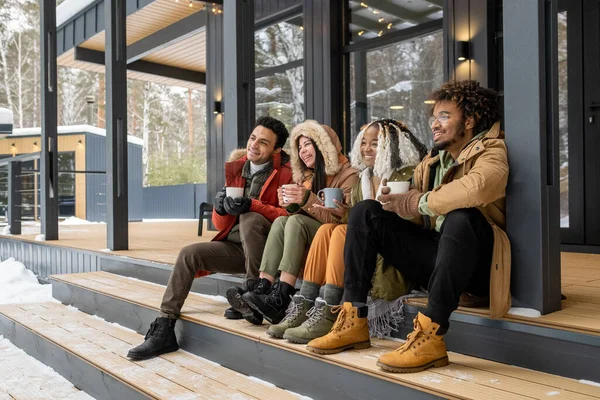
[{"xmin": 433, "ymin": 121, "xmax": 466, "ymax": 152}]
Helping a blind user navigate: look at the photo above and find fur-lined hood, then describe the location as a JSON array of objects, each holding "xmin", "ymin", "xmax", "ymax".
[
  {"xmin": 290, "ymin": 120, "xmax": 345, "ymax": 183},
  {"xmin": 349, "ymin": 120, "xmax": 426, "ymax": 177}
]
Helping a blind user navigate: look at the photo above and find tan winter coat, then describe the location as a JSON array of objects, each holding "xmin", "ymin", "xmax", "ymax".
[
  {"xmin": 289, "ymin": 120, "xmax": 358, "ymax": 224},
  {"xmin": 412, "ymin": 122, "xmax": 511, "ymax": 319}
]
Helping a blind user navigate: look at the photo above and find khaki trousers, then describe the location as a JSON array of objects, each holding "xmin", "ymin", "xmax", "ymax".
[{"xmin": 161, "ymin": 212, "xmax": 271, "ymax": 319}]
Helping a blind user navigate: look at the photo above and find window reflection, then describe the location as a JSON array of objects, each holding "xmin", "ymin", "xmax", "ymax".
[
  {"xmin": 348, "ymin": 0, "xmax": 443, "ymax": 43},
  {"xmin": 349, "ymin": 31, "xmax": 444, "ymax": 147}
]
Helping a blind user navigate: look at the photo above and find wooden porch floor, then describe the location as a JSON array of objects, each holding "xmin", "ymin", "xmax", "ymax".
[{"xmin": 1, "ymin": 222, "xmax": 600, "ymax": 336}]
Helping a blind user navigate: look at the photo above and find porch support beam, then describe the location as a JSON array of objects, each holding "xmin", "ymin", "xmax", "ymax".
[
  {"xmin": 304, "ymin": 0, "xmax": 345, "ymax": 144},
  {"xmin": 503, "ymin": 0, "xmax": 561, "ymax": 313},
  {"xmin": 40, "ymin": 0, "xmax": 59, "ymax": 240},
  {"xmin": 205, "ymin": 11, "xmax": 225, "ymax": 227},
  {"xmin": 223, "ymin": 0, "xmax": 255, "ymax": 147},
  {"xmin": 105, "ymin": 0, "xmax": 129, "ymax": 250}
]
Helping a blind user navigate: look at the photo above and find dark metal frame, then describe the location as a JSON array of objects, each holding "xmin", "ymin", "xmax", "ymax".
[
  {"xmin": 40, "ymin": 0, "xmax": 59, "ymax": 240},
  {"xmin": 503, "ymin": 0, "xmax": 561, "ymax": 313},
  {"xmin": 223, "ymin": 0, "xmax": 256, "ymax": 147},
  {"xmin": 582, "ymin": 0, "xmax": 600, "ymax": 246},
  {"xmin": 104, "ymin": 0, "xmax": 129, "ymax": 250},
  {"xmin": 558, "ymin": 0, "xmax": 585, "ymax": 245},
  {"xmin": 8, "ymin": 161, "xmax": 22, "ymax": 235}
]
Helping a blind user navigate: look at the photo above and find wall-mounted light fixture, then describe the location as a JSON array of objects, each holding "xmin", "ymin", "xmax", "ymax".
[
  {"xmin": 11, "ymin": 143, "xmax": 15, "ymax": 148},
  {"xmin": 456, "ymin": 41, "xmax": 470, "ymax": 61},
  {"xmin": 33, "ymin": 141, "xmax": 37, "ymax": 147},
  {"xmin": 78, "ymin": 139, "xmax": 83, "ymax": 145},
  {"xmin": 213, "ymin": 101, "xmax": 223, "ymax": 115}
]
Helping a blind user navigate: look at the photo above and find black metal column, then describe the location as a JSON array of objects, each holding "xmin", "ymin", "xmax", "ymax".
[
  {"xmin": 503, "ymin": 0, "xmax": 561, "ymax": 314},
  {"xmin": 304, "ymin": 0, "xmax": 345, "ymax": 137},
  {"xmin": 40, "ymin": 0, "xmax": 58, "ymax": 240},
  {"xmin": 223, "ymin": 0, "xmax": 255, "ymax": 147},
  {"xmin": 206, "ymin": 11, "xmax": 225, "ymax": 219},
  {"xmin": 353, "ymin": 51, "xmax": 368, "ymax": 135},
  {"xmin": 105, "ymin": 0, "xmax": 129, "ymax": 250},
  {"xmin": 8, "ymin": 161, "xmax": 22, "ymax": 235}
]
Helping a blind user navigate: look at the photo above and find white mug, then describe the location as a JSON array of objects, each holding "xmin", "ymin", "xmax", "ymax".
[
  {"xmin": 386, "ymin": 181, "xmax": 410, "ymax": 194},
  {"xmin": 281, "ymin": 184, "xmax": 298, "ymax": 203},
  {"xmin": 226, "ymin": 187, "xmax": 244, "ymax": 198}
]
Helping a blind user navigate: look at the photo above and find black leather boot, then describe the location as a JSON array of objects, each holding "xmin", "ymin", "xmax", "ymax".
[{"xmin": 127, "ymin": 317, "xmax": 179, "ymax": 360}]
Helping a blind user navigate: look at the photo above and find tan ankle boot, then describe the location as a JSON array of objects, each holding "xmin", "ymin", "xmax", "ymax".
[
  {"xmin": 306, "ymin": 302, "xmax": 370, "ymax": 355},
  {"xmin": 377, "ymin": 312, "xmax": 449, "ymax": 373}
]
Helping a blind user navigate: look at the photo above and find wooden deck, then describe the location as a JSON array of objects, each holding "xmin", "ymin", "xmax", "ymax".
[
  {"xmin": 2, "ymin": 222, "xmax": 600, "ymax": 336},
  {"xmin": 49, "ymin": 271, "xmax": 600, "ymax": 400},
  {"xmin": 0, "ymin": 302, "xmax": 300, "ymax": 400},
  {"xmin": 0, "ymin": 220, "xmax": 216, "ymax": 265}
]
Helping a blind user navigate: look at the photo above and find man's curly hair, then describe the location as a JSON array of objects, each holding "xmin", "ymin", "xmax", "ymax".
[{"xmin": 429, "ymin": 80, "xmax": 500, "ymax": 134}]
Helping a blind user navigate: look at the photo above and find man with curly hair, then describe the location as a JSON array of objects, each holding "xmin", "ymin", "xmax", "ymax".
[{"xmin": 307, "ymin": 80, "xmax": 511, "ymax": 374}]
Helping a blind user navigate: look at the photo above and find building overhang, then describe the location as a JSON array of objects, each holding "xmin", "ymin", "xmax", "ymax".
[{"xmin": 56, "ymin": 0, "xmax": 214, "ymax": 89}]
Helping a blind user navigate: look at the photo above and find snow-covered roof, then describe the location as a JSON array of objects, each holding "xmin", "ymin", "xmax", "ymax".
[
  {"xmin": 56, "ymin": 0, "xmax": 97, "ymax": 28},
  {"xmin": 9, "ymin": 125, "xmax": 143, "ymax": 146},
  {"xmin": 0, "ymin": 108, "xmax": 13, "ymax": 125}
]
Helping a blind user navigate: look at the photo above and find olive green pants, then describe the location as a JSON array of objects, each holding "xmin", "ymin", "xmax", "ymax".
[{"xmin": 260, "ymin": 214, "xmax": 322, "ymax": 278}]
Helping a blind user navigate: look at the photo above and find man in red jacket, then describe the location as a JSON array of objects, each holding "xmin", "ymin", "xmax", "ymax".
[{"xmin": 128, "ymin": 116, "xmax": 292, "ymax": 361}]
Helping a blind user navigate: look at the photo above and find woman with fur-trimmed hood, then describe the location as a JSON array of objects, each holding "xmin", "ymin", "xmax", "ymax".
[
  {"xmin": 266, "ymin": 119, "xmax": 428, "ymax": 343},
  {"xmin": 241, "ymin": 120, "xmax": 358, "ymax": 325}
]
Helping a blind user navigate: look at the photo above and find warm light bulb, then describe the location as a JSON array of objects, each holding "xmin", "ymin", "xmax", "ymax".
[
  {"xmin": 424, "ymin": 100, "xmax": 436, "ymax": 104},
  {"xmin": 378, "ymin": 17, "xmax": 384, "ymax": 23},
  {"xmin": 300, "ymin": 26, "xmax": 304, "ymax": 30},
  {"xmin": 458, "ymin": 56, "xmax": 466, "ymax": 61},
  {"xmin": 373, "ymin": 9, "xmax": 380, "ymax": 14},
  {"xmin": 358, "ymin": 30, "xmax": 365, "ymax": 36},
  {"xmin": 360, "ymin": 2, "xmax": 368, "ymax": 7},
  {"xmin": 387, "ymin": 23, "xmax": 392, "ymax": 29},
  {"xmin": 389, "ymin": 105, "xmax": 404, "ymax": 110},
  {"xmin": 189, "ymin": 1, "xmax": 193, "ymax": 7},
  {"xmin": 378, "ymin": 30, "xmax": 383, "ymax": 36}
]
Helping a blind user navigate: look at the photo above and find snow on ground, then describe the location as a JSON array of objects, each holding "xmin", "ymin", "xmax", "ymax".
[
  {"xmin": 580, "ymin": 380, "xmax": 600, "ymax": 388},
  {"xmin": 507, "ymin": 307, "xmax": 542, "ymax": 318},
  {"xmin": 142, "ymin": 218, "xmax": 199, "ymax": 223},
  {"xmin": 0, "ymin": 337, "xmax": 95, "ymax": 400},
  {"xmin": 0, "ymin": 258, "xmax": 95, "ymax": 399},
  {"xmin": 0, "ymin": 258, "xmax": 55, "ymax": 305},
  {"xmin": 59, "ymin": 217, "xmax": 104, "ymax": 226}
]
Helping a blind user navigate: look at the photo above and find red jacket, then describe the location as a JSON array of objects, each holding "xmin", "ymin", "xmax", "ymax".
[{"xmin": 212, "ymin": 149, "xmax": 293, "ymax": 242}]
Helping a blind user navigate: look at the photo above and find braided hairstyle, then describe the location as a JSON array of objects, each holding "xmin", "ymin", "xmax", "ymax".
[{"xmin": 351, "ymin": 119, "xmax": 427, "ymax": 177}]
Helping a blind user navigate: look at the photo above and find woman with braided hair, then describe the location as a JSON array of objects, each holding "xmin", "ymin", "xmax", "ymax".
[{"xmin": 267, "ymin": 119, "xmax": 427, "ymax": 344}]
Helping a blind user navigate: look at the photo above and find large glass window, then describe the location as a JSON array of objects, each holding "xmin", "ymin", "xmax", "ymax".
[
  {"xmin": 349, "ymin": 30, "xmax": 444, "ymax": 146},
  {"xmin": 255, "ymin": 15, "xmax": 305, "ymax": 132},
  {"xmin": 349, "ymin": 0, "xmax": 443, "ymax": 43}
]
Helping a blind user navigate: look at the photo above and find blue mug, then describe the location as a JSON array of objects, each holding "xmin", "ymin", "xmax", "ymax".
[{"xmin": 317, "ymin": 188, "xmax": 344, "ymax": 208}]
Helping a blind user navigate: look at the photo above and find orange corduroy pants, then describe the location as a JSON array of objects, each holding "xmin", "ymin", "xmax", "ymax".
[{"xmin": 302, "ymin": 223, "xmax": 347, "ymax": 287}]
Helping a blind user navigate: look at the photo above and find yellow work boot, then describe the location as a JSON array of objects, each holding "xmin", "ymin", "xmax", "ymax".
[
  {"xmin": 306, "ymin": 302, "xmax": 370, "ymax": 355},
  {"xmin": 377, "ymin": 312, "xmax": 449, "ymax": 373}
]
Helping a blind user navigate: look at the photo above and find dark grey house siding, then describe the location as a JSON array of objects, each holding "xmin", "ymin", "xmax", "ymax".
[
  {"xmin": 85, "ymin": 134, "xmax": 106, "ymax": 223},
  {"xmin": 143, "ymin": 184, "xmax": 207, "ymax": 219},
  {"xmin": 85, "ymin": 133, "xmax": 143, "ymax": 222}
]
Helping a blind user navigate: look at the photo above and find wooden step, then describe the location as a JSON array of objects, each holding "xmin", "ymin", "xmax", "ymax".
[
  {"xmin": 0, "ymin": 302, "xmax": 303, "ymax": 400},
  {"xmin": 50, "ymin": 271, "xmax": 600, "ymax": 400}
]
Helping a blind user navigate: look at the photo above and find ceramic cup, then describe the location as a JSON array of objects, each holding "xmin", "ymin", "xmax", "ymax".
[
  {"xmin": 281, "ymin": 184, "xmax": 299, "ymax": 204},
  {"xmin": 226, "ymin": 187, "xmax": 244, "ymax": 198},
  {"xmin": 317, "ymin": 188, "xmax": 344, "ymax": 208},
  {"xmin": 386, "ymin": 181, "xmax": 410, "ymax": 194}
]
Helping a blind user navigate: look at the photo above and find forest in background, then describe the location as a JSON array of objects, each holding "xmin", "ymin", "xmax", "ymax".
[{"xmin": 0, "ymin": 0, "xmax": 207, "ymax": 187}]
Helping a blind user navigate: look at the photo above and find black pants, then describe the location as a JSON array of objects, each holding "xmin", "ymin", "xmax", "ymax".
[{"xmin": 343, "ymin": 200, "xmax": 494, "ymax": 332}]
